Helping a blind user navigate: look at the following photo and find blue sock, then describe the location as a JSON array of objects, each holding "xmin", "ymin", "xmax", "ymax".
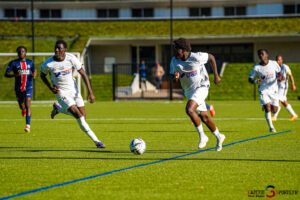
[
  {"xmin": 26, "ymin": 115, "xmax": 31, "ymax": 125},
  {"xmin": 206, "ymin": 103, "xmax": 210, "ymax": 110}
]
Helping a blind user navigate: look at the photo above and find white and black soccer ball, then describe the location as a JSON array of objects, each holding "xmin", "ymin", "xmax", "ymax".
[{"xmin": 130, "ymin": 139, "xmax": 146, "ymax": 155}]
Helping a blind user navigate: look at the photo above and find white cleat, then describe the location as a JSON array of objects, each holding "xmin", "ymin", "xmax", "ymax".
[
  {"xmin": 269, "ymin": 128, "xmax": 276, "ymax": 133},
  {"xmin": 198, "ymin": 135, "xmax": 209, "ymax": 149},
  {"xmin": 216, "ymin": 134, "xmax": 225, "ymax": 151},
  {"xmin": 24, "ymin": 125, "xmax": 30, "ymax": 133}
]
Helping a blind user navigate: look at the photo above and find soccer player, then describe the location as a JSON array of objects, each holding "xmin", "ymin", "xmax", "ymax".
[
  {"xmin": 272, "ymin": 55, "xmax": 298, "ymax": 121},
  {"xmin": 249, "ymin": 49, "xmax": 284, "ymax": 132},
  {"xmin": 170, "ymin": 38, "xmax": 225, "ymax": 151},
  {"xmin": 4, "ymin": 46, "xmax": 36, "ymax": 132},
  {"xmin": 40, "ymin": 40, "xmax": 105, "ymax": 149}
]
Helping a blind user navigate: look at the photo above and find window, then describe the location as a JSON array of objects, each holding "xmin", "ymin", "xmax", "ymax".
[
  {"xmin": 283, "ymin": 4, "xmax": 300, "ymax": 14},
  {"xmin": 131, "ymin": 8, "xmax": 153, "ymax": 18},
  {"xmin": 4, "ymin": 9, "xmax": 27, "ymax": 18},
  {"xmin": 40, "ymin": 9, "xmax": 61, "ymax": 18},
  {"xmin": 97, "ymin": 9, "xmax": 119, "ymax": 18},
  {"xmin": 189, "ymin": 7, "xmax": 211, "ymax": 17},
  {"xmin": 224, "ymin": 6, "xmax": 246, "ymax": 16}
]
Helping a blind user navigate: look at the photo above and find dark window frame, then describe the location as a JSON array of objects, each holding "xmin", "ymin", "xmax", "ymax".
[{"xmin": 40, "ymin": 9, "xmax": 61, "ymax": 18}]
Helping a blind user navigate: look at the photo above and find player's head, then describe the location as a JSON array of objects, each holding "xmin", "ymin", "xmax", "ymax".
[
  {"xmin": 276, "ymin": 55, "xmax": 283, "ymax": 66},
  {"xmin": 16, "ymin": 46, "xmax": 27, "ymax": 59},
  {"xmin": 173, "ymin": 38, "xmax": 191, "ymax": 61},
  {"xmin": 257, "ymin": 49, "xmax": 269, "ymax": 62},
  {"xmin": 54, "ymin": 40, "xmax": 67, "ymax": 60}
]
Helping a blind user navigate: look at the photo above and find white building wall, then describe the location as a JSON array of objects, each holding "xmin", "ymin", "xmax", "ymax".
[
  {"xmin": 256, "ymin": 4, "xmax": 283, "ymax": 15},
  {"xmin": 63, "ymin": 9, "xmax": 96, "ymax": 19},
  {"xmin": 212, "ymin": 7, "xmax": 224, "ymax": 16}
]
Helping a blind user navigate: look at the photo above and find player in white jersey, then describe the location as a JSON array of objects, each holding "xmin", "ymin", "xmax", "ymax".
[
  {"xmin": 249, "ymin": 49, "xmax": 284, "ymax": 133},
  {"xmin": 170, "ymin": 38, "xmax": 225, "ymax": 151},
  {"xmin": 272, "ymin": 55, "xmax": 298, "ymax": 121},
  {"xmin": 40, "ymin": 40, "xmax": 105, "ymax": 149}
]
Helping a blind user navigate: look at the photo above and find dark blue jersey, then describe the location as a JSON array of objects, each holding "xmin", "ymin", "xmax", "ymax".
[{"xmin": 6, "ymin": 59, "xmax": 35, "ymax": 92}]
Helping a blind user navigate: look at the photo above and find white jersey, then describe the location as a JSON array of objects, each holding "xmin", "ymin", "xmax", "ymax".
[
  {"xmin": 170, "ymin": 52, "xmax": 209, "ymax": 95},
  {"xmin": 249, "ymin": 60, "xmax": 281, "ymax": 92},
  {"xmin": 40, "ymin": 53, "xmax": 82, "ymax": 93},
  {"xmin": 278, "ymin": 64, "xmax": 291, "ymax": 89}
]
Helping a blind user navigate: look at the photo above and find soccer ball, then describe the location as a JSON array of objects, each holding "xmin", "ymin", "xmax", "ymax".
[{"xmin": 130, "ymin": 139, "xmax": 146, "ymax": 155}]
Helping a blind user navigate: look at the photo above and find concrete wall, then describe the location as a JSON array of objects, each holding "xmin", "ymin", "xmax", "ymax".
[
  {"xmin": 254, "ymin": 41, "xmax": 300, "ymax": 62},
  {"xmin": 88, "ymin": 45, "xmax": 131, "ymax": 74}
]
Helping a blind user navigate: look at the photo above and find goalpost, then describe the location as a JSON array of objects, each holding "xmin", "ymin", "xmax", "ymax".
[{"xmin": 0, "ymin": 52, "xmax": 83, "ymax": 100}]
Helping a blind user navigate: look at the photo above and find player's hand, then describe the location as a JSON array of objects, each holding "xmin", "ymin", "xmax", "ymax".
[
  {"xmin": 214, "ymin": 76, "xmax": 221, "ymax": 85},
  {"xmin": 292, "ymin": 85, "xmax": 296, "ymax": 91},
  {"xmin": 257, "ymin": 79, "xmax": 263, "ymax": 85},
  {"xmin": 17, "ymin": 70, "xmax": 22, "ymax": 77},
  {"xmin": 51, "ymin": 85, "xmax": 60, "ymax": 94},
  {"xmin": 88, "ymin": 93, "xmax": 95, "ymax": 103},
  {"xmin": 174, "ymin": 72, "xmax": 180, "ymax": 81}
]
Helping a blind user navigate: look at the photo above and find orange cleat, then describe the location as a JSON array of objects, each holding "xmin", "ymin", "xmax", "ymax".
[
  {"xmin": 289, "ymin": 115, "xmax": 298, "ymax": 121},
  {"xmin": 271, "ymin": 117, "xmax": 277, "ymax": 122},
  {"xmin": 21, "ymin": 109, "xmax": 26, "ymax": 117}
]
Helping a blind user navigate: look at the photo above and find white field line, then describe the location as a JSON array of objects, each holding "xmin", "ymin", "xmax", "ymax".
[{"xmin": 0, "ymin": 117, "xmax": 292, "ymax": 122}]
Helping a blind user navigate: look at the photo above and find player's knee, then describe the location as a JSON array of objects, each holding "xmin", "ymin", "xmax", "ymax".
[
  {"xmin": 185, "ymin": 106, "xmax": 195, "ymax": 116},
  {"xmin": 200, "ymin": 114, "xmax": 209, "ymax": 123}
]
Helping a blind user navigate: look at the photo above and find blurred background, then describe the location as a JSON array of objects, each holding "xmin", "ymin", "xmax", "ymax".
[{"xmin": 0, "ymin": 0, "xmax": 299, "ymax": 101}]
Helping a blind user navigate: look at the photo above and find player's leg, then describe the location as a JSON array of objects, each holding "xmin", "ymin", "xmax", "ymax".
[
  {"xmin": 263, "ymin": 104, "xmax": 276, "ymax": 132},
  {"xmin": 68, "ymin": 105, "xmax": 105, "ymax": 148},
  {"xmin": 272, "ymin": 100, "xmax": 281, "ymax": 121},
  {"xmin": 186, "ymin": 100, "xmax": 208, "ymax": 149},
  {"xmin": 24, "ymin": 97, "xmax": 32, "ymax": 132},
  {"xmin": 282, "ymin": 100, "xmax": 298, "ymax": 120},
  {"xmin": 77, "ymin": 106, "xmax": 86, "ymax": 119},
  {"xmin": 16, "ymin": 91, "xmax": 26, "ymax": 117}
]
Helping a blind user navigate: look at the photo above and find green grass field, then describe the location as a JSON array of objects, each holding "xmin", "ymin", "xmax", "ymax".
[{"xmin": 0, "ymin": 101, "xmax": 299, "ymax": 199}]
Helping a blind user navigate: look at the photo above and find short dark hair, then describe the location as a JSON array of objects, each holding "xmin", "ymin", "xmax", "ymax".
[
  {"xmin": 257, "ymin": 49, "xmax": 268, "ymax": 55},
  {"xmin": 173, "ymin": 38, "xmax": 191, "ymax": 52},
  {"xmin": 16, "ymin": 46, "xmax": 27, "ymax": 53},
  {"xmin": 275, "ymin": 55, "xmax": 282, "ymax": 60},
  {"xmin": 55, "ymin": 40, "xmax": 67, "ymax": 48}
]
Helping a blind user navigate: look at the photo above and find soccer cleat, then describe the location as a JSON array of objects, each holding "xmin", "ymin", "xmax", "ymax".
[
  {"xmin": 216, "ymin": 134, "xmax": 225, "ymax": 151},
  {"xmin": 21, "ymin": 109, "xmax": 26, "ymax": 117},
  {"xmin": 198, "ymin": 135, "xmax": 209, "ymax": 149},
  {"xmin": 51, "ymin": 102, "xmax": 60, "ymax": 119},
  {"xmin": 96, "ymin": 141, "xmax": 106, "ymax": 149},
  {"xmin": 271, "ymin": 117, "xmax": 277, "ymax": 122},
  {"xmin": 24, "ymin": 125, "xmax": 30, "ymax": 132},
  {"xmin": 289, "ymin": 115, "xmax": 298, "ymax": 121},
  {"xmin": 209, "ymin": 104, "xmax": 215, "ymax": 117},
  {"xmin": 269, "ymin": 128, "xmax": 276, "ymax": 133}
]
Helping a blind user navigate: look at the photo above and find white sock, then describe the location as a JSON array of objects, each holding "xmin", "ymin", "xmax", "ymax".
[
  {"xmin": 265, "ymin": 112, "xmax": 274, "ymax": 129},
  {"xmin": 195, "ymin": 124, "xmax": 207, "ymax": 139},
  {"xmin": 76, "ymin": 116, "xmax": 100, "ymax": 144},
  {"xmin": 57, "ymin": 106, "xmax": 73, "ymax": 117},
  {"xmin": 211, "ymin": 127, "xmax": 221, "ymax": 138},
  {"xmin": 286, "ymin": 104, "xmax": 297, "ymax": 116},
  {"xmin": 273, "ymin": 106, "xmax": 281, "ymax": 118}
]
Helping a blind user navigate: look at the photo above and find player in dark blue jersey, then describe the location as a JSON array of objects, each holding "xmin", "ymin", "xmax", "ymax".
[{"xmin": 5, "ymin": 46, "xmax": 36, "ymax": 132}]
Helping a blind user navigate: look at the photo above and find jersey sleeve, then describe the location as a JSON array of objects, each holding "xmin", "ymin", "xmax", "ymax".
[
  {"xmin": 249, "ymin": 66, "xmax": 258, "ymax": 79},
  {"xmin": 6, "ymin": 61, "xmax": 13, "ymax": 73},
  {"xmin": 31, "ymin": 60, "xmax": 36, "ymax": 72},
  {"xmin": 274, "ymin": 61, "xmax": 281, "ymax": 73},
  {"xmin": 169, "ymin": 58, "xmax": 176, "ymax": 75},
  {"xmin": 196, "ymin": 52, "xmax": 209, "ymax": 64},
  {"xmin": 285, "ymin": 65, "xmax": 292, "ymax": 76},
  {"xmin": 70, "ymin": 54, "xmax": 82, "ymax": 71},
  {"xmin": 40, "ymin": 62, "xmax": 49, "ymax": 74}
]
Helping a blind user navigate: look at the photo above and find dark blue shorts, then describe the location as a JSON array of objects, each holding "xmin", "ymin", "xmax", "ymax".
[{"xmin": 15, "ymin": 88, "xmax": 33, "ymax": 101}]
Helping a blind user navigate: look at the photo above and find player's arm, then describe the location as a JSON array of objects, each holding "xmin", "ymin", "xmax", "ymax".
[
  {"xmin": 4, "ymin": 64, "xmax": 20, "ymax": 78},
  {"xmin": 208, "ymin": 54, "xmax": 221, "ymax": 85},
  {"xmin": 289, "ymin": 74, "xmax": 296, "ymax": 91},
  {"xmin": 78, "ymin": 68, "xmax": 95, "ymax": 103},
  {"xmin": 31, "ymin": 62, "xmax": 37, "ymax": 79},
  {"xmin": 4, "ymin": 70, "xmax": 15, "ymax": 78},
  {"xmin": 40, "ymin": 72, "xmax": 59, "ymax": 94}
]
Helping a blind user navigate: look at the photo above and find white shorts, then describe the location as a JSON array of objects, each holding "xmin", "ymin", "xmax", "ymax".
[
  {"xmin": 278, "ymin": 87, "xmax": 288, "ymax": 102},
  {"xmin": 55, "ymin": 90, "xmax": 84, "ymax": 111},
  {"xmin": 259, "ymin": 89, "xmax": 279, "ymax": 107},
  {"xmin": 186, "ymin": 87, "xmax": 208, "ymax": 112}
]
